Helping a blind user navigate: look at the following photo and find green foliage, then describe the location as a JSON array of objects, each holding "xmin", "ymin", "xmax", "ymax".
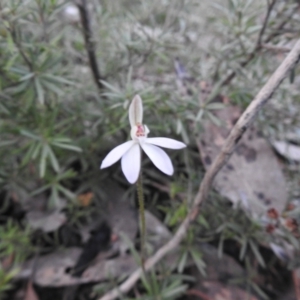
[
  {"xmin": 0, "ymin": 220, "xmax": 32, "ymax": 264},
  {"xmin": 0, "ymin": 0, "xmax": 300, "ymax": 298},
  {"xmin": 0, "ymin": 220, "xmax": 32, "ymax": 298},
  {"xmin": 137, "ymin": 271, "xmax": 190, "ymax": 300},
  {"xmin": 0, "ymin": 266, "xmax": 20, "ymax": 297}
]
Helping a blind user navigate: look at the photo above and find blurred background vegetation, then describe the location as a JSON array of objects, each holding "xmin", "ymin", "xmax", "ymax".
[{"xmin": 0, "ymin": 0, "xmax": 300, "ymax": 299}]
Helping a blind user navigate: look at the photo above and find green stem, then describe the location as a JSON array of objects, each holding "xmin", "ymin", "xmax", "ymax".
[{"xmin": 137, "ymin": 173, "xmax": 146, "ymax": 269}]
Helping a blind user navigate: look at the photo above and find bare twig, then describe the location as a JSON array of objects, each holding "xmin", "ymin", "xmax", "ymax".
[
  {"xmin": 256, "ymin": 0, "xmax": 277, "ymax": 48},
  {"xmin": 99, "ymin": 39, "xmax": 300, "ymax": 300},
  {"xmin": 76, "ymin": 0, "xmax": 104, "ymax": 90},
  {"xmin": 7, "ymin": 26, "xmax": 33, "ymax": 71},
  {"xmin": 263, "ymin": 4, "xmax": 299, "ymax": 44},
  {"xmin": 221, "ymin": 2, "xmax": 299, "ymax": 86},
  {"xmin": 99, "ymin": 40, "xmax": 300, "ymax": 300},
  {"xmin": 262, "ymin": 43, "xmax": 292, "ymax": 52}
]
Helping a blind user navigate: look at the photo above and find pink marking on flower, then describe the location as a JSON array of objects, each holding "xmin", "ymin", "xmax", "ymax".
[{"xmin": 136, "ymin": 124, "xmax": 145, "ymax": 137}]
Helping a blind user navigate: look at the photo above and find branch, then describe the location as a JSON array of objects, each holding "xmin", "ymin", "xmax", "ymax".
[
  {"xmin": 263, "ymin": 4, "xmax": 298, "ymax": 44},
  {"xmin": 262, "ymin": 43, "xmax": 291, "ymax": 52},
  {"xmin": 99, "ymin": 39, "xmax": 300, "ymax": 300},
  {"xmin": 221, "ymin": 2, "xmax": 299, "ymax": 86},
  {"xmin": 8, "ymin": 26, "xmax": 33, "ymax": 71},
  {"xmin": 76, "ymin": 0, "xmax": 104, "ymax": 90},
  {"xmin": 256, "ymin": 0, "xmax": 277, "ymax": 48}
]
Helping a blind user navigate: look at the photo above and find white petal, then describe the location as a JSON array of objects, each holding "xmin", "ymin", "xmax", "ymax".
[
  {"xmin": 141, "ymin": 143, "xmax": 174, "ymax": 175},
  {"xmin": 146, "ymin": 137, "xmax": 186, "ymax": 149},
  {"xmin": 145, "ymin": 125, "xmax": 150, "ymax": 135},
  {"xmin": 129, "ymin": 95, "xmax": 143, "ymax": 127},
  {"xmin": 121, "ymin": 143, "xmax": 141, "ymax": 183},
  {"xmin": 100, "ymin": 141, "xmax": 135, "ymax": 169}
]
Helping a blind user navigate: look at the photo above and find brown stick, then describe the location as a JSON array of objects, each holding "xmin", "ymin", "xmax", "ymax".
[
  {"xmin": 98, "ymin": 39, "xmax": 300, "ymax": 300},
  {"xmin": 256, "ymin": 0, "xmax": 277, "ymax": 48},
  {"xmin": 262, "ymin": 43, "xmax": 291, "ymax": 52},
  {"xmin": 76, "ymin": 0, "xmax": 104, "ymax": 90}
]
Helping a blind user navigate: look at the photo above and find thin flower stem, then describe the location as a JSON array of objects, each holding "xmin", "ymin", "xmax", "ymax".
[{"xmin": 137, "ymin": 173, "xmax": 146, "ymax": 269}]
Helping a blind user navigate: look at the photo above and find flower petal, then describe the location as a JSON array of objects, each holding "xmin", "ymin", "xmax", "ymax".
[
  {"xmin": 121, "ymin": 143, "xmax": 141, "ymax": 183},
  {"xmin": 145, "ymin": 125, "xmax": 150, "ymax": 135},
  {"xmin": 100, "ymin": 141, "xmax": 135, "ymax": 169},
  {"xmin": 146, "ymin": 137, "xmax": 186, "ymax": 149},
  {"xmin": 141, "ymin": 143, "xmax": 174, "ymax": 175},
  {"xmin": 129, "ymin": 95, "xmax": 143, "ymax": 127}
]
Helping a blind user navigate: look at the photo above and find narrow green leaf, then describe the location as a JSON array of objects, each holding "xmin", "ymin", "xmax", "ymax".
[
  {"xmin": 176, "ymin": 119, "xmax": 182, "ymax": 135},
  {"xmin": 196, "ymin": 109, "xmax": 204, "ymax": 122},
  {"xmin": 249, "ymin": 240, "xmax": 265, "ymax": 267},
  {"xmin": 197, "ymin": 215, "xmax": 209, "ymax": 229},
  {"xmin": 47, "ymin": 146, "xmax": 60, "ymax": 173},
  {"xmin": 290, "ymin": 67, "xmax": 295, "ymax": 84},
  {"xmin": 177, "ymin": 251, "xmax": 188, "ymax": 273},
  {"xmin": 206, "ymin": 102, "xmax": 225, "ymax": 110},
  {"xmin": 218, "ymin": 234, "xmax": 225, "ymax": 258},
  {"xmin": 39, "ymin": 144, "xmax": 49, "ymax": 178},
  {"xmin": 56, "ymin": 185, "xmax": 76, "ymax": 200},
  {"xmin": 99, "ymin": 80, "xmax": 121, "ymax": 94},
  {"xmin": 6, "ymin": 80, "xmax": 30, "ymax": 95},
  {"xmin": 32, "ymin": 143, "xmax": 42, "ymax": 159},
  {"xmin": 239, "ymin": 237, "xmax": 248, "ymax": 260},
  {"xmin": 162, "ymin": 285, "xmax": 187, "ymax": 298},
  {"xmin": 52, "ymin": 142, "xmax": 82, "ymax": 152},
  {"xmin": 149, "ymin": 270, "xmax": 159, "ymax": 294},
  {"xmin": 52, "ymin": 137, "xmax": 72, "ymax": 143},
  {"xmin": 31, "ymin": 184, "xmax": 51, "ymax": 196},
  {"xmin": 19, "ymin": 73, "xmax": 34, "ymax": 82},
  {"xmin": 56, "ymin": 169, "xmax": 77, "ymax": 181},
  {"xmin": 49, "ymin": 186, "xmax": 60, "ymax": 208},
  {"xmin": 20, "ymin": 129, "xmax": 40, "ymax": 141},
  {"xmin": 20, "ymin": 130, "xmax": 40, "ymax": 141},
  {"xmin": 0, "ymin": 103, "xmax": 10, "ymax": 115},
  {"xmin": 9, "ymin": 66, "xmax": 28, "ymax": 75},
  {"xmin": 0, "ymin": 140, "xmax": 17, "ymax": 147},
  {"xmin": 34, "ymin": 77, "xmax": 45, "ymax": 105},
  {"xmin": 41, "ymin": 78, "xmax": 64, "ymax": 95},
  {"xmin": 21, "ymin": 143, "xmax": 35, "ymax": 166},
  {"xmin": 251, "ymin": 282, "xmax": 269, "ymax": 300},
  {"xmin": 42, "ymin": 74, "xmax": 76, "ymax": 86},
  {"xmin": 190, "ymin": 249, "xmax": 206, "ymax": 276},
  {"xmin": 206, "ymin": 111, "xmax": 222, "ymax": 126}
]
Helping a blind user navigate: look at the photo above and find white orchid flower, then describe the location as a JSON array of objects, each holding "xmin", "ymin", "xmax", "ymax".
[{"xmin": 100, "ymin": 95, "xmax": 186, "ymax": 184}]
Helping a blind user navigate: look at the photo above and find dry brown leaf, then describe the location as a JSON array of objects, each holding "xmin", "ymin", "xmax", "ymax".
[
  {"xmin": 198, "ymin": 104, "xmax": 287, "ymax": 216},
  {"xmin": 77, "ymin": 192, "xmax": 94, "ymax": 206},
  {"xmin": 26, "ymin": 210, "xmax": 66, "ymax": 232},
  {"xmin": 19, "ymin": 249, "xmax": 132, "ymax": 287},
  {"xmin": 198, "ymin": 281, "xmax": 258, "ymax": 300},
  {"xmin": 17, "ymin": 209, "xmax": 175, "ymax": 287},
  {"xmin": 18, "ymin": 180, "xmax": 178, "ymax": 288}
]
